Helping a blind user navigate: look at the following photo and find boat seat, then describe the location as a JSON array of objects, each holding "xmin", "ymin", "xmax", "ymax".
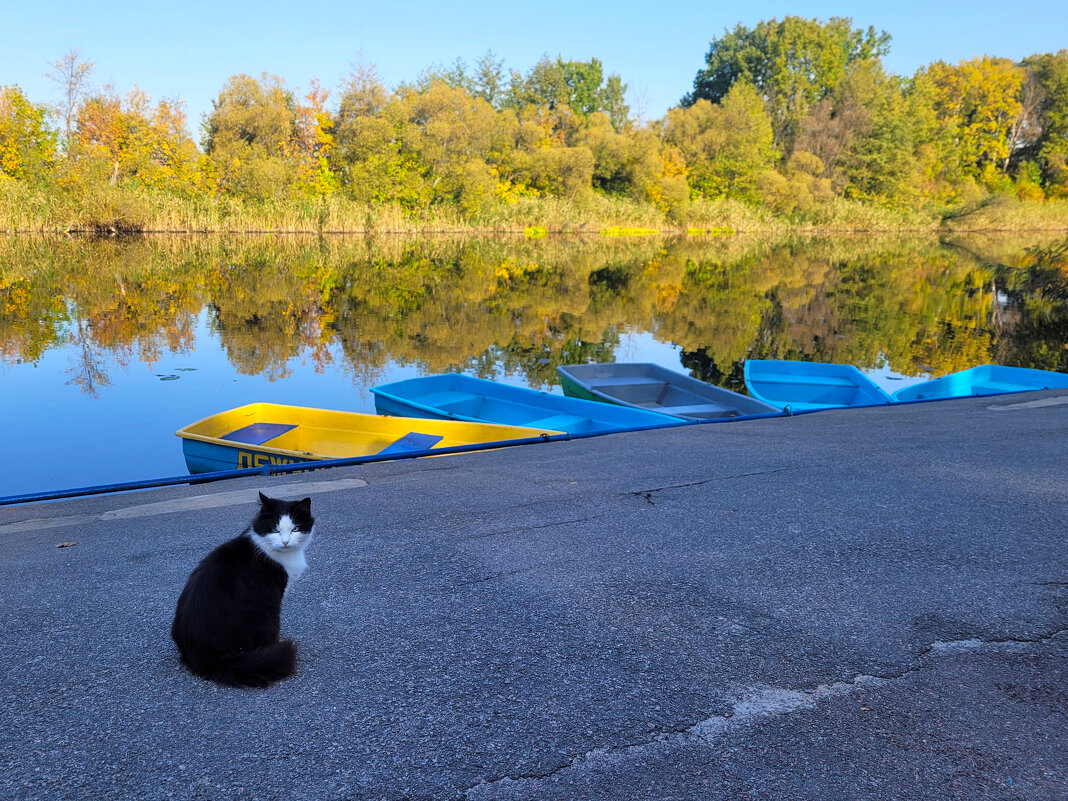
[
  {"xmin": 376, "ymin": 431, "xmax": 444, "ymax": 455},
  {"xmin": 525, "ymin": 413, "xmax": 585, "ymax": 431},
  {"xmin": 752, "ymin": 375, "xmax": 857, "ymax": 387},
  {"xmin": 220, "ymin": 422, "xmax": 298, "ymax": 445},
  {"xmin": 661, "ymin": 403, "xmax": 735, "ymax": 418},
  {"xmin": 416, "ymin": 391, "xmax": 480, "ymax": 409},
  {"xmin": 972, "ymin": 382, "xmax": 1037, "ymax": 394},
  {"xmin": 588, "ymin": 376, "xmax": 664, "ymax": 388}
]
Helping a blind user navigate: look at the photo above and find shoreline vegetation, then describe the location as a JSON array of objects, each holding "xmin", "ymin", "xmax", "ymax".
[
  {"xmin": 3, "ymin": 183, "xmax": 1067, "ymax": 236},
  {"xmin": 3, "ymin": 18, "xmax": 1068, "ymax": 236}
]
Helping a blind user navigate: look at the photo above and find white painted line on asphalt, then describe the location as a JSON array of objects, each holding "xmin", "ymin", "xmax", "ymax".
[
  {"xmin": 988, "ymin": 396, "xmax": 1068, "ymax": 410},
  {"xmin": 0, "ymin": 478, "xmax": 368, "ymax": 534}
]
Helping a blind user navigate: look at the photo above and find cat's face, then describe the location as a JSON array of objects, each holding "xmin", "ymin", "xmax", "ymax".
[{"xmin": 250, "ymin": 492, "xmax": 315, "ymax": 553}]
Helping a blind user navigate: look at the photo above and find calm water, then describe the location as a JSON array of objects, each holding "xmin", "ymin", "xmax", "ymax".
[{"xmin": 2, "ymin": 233, "xmax": 1066, "ymax": 496}]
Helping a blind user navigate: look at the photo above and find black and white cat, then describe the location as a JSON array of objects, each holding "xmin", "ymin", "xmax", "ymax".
[{"xmin": 171, "ymin": 492, "xmax": 315, "ymax": 688}]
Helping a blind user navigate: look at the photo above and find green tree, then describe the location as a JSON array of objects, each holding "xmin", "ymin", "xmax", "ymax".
[
  {"xmin": 203, "ymin": 73, "xmax": 305, "ymax": 199},
  {"xmin": 398, "ymin": 81, "xmax": 515, "ymax": 210},
  {"xmin": 472, "ymin": 51, "xmax": 506, "ymax": 108},
  {"xmin": 795, "ymin": 60, "xmax": 936, "ymax": 204},
  {"xmin": 333, "ymin": 67, "xmax": 429, "ymax": 209},
  {"xmin": 1025, "ymin": 51, "xmax": 1068, "ymax": 194},
  {"xmin": 506, "ymin": 57, "xmax": 629, "ymax": 132},
  {"xmin": 664, "ymin": 81, "xmax": 778, "ymax": 201},
  {"xmin": 684, "ymin": 17, "xmax": 890, "ymax": 152}
]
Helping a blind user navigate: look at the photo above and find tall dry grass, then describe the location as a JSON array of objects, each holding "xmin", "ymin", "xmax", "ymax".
[
  {"xmin": 4, "ymin": 179, "xmax": 1068, "ymax": 236},
  {"xmin": 940, "ymin": 195, "xmax": 1068, "ymax": 232}
]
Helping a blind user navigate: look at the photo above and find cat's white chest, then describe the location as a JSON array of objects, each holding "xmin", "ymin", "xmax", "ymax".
[{"xmin": 271, "ymin": 547, "xmax": 308, "ymax": 582}]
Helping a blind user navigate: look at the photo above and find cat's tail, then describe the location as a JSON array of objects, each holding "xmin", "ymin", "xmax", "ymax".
[{"xmin": 208, "ymin": 639, "xmax": 298, "ymax": 688}]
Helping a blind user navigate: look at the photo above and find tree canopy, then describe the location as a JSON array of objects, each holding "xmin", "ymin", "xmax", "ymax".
[{"xmin": 3, "ymin": 28, "xmax": 1068, "ymax": 230}]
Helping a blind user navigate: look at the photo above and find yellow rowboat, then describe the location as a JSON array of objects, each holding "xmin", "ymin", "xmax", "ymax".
[{"xmin": 176, "ymin": 402, "xmax": 564, "ymax": 474}]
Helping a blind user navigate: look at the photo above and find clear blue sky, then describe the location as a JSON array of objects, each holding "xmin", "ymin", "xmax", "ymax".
[{"xmin": 3, "ymin": 0, "xmax": 1065, "ymax": 139}]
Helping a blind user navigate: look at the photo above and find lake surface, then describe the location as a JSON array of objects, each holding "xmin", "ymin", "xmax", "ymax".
[{"xmin": 2, "ymin": 233, "xmax": 1066, "ymax": 497}]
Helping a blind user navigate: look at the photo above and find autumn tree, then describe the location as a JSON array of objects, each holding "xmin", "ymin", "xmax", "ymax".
[
  {"xmin": 73, "ymin": 87, "xmax": 205, "ymax": 193},
  {"xmin": 294, "ymin": 80, "xmax": 339, "ymax": 196},
  {"xmin": 580, "ymin": 113, "xmax": 687, "ymax": 217},
  {"xmin": 497, "ymin": 104, "xmax": 593, "ymax": 202},
  {"xmin": 0, "ymin": 86, "xmax": 56, "ymax": 180},
  {"xmin": 925, "ymin": 57, "xmax": 1024, "ymax": 187}
]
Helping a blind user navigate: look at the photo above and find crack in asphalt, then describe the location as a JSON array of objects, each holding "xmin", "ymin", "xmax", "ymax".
[
  {"xmin": 455, "ymin": 562, "xmax": 559, "ymax": 588},
  {"xmin": 460, "ymin": 629, "xmax": 1067, "ymax": 799},
  {"xmin": 458, "ymin": 515, "xmax": 608, "ymax": 542},
  {"xmin": 626, "ymin": 464, "xmax": 817, "ymax": 505}
]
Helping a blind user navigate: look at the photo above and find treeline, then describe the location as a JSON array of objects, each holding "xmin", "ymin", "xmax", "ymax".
[{"xmin": 1, "ymin": 17, "xmax": 1067, "ymax": 232}]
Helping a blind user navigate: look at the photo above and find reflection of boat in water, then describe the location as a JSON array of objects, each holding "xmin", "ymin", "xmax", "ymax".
[
  {"xmin": 743, "ymin": 360, "xmax": 894, "ymax": 412},
  {"xmin": 556, "ymin": 362, "xmax": 780, "ymax": 420},
  {"xmin": 176, "ymin": 403, "xmax": 563, "ymax": 474},
  {"xmin": 371, "ymin": 373, "xmax": 681, "ymax": 434},
  {"xmin": 892, "ymin": 365, "xmax": 1068, "ymax": 402}
]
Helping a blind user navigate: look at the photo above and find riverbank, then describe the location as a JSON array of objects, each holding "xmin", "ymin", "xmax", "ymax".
[
  {"xmin": 4, "ymin": 179, "xmax": 1068, "ymax": 235},
  {"xmin": 1, "ymin": 391, "xmax": 1065, "ymax": 799}
]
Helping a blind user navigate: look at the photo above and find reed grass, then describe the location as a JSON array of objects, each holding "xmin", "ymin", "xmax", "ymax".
[
  {"xmin": 3, "ymin": 179, "xmax": 1067, "ymax": 236},
  {"xmin": 796, "ymin": 198, "xmax": 940, "ymax": 232},
  {"xmin": 685, "ymin": 198, "xmax": 785, "ymax": 233},
  {"xmin": 940, "ymin": 195, "xmax": 1068, "ymax": 232}
]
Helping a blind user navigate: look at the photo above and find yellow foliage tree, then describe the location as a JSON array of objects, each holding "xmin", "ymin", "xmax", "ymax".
[
  {"xmin": 926, "ymin": 57, "xmax": 1024, "ymax": 187},
  {"xmin": 0, "ymin": 86, "xmax": 56, "ymax": 181}
]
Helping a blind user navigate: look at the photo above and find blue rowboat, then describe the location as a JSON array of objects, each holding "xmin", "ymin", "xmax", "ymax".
[
  {"xmin": 371, "ymin": 374, "xmax": 683, "ymax": 434},
  {"xmin": 892, "ymin": 365, "xmax": 1068, "ymax": 402},
  {"xmin": 556, "ymin": 362, "xmax": 781, "ymax": 420},
  {"xmin": 176, "ymin": 402, "xmax": 565, "ymax": 474},
  {"xmin": 743, "ymin": 360, "xmax": 893, "ymax": 412}
]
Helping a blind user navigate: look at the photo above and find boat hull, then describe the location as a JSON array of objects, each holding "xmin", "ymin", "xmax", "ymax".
[
  {"xmin": 743, "ymin": 360, "xmax": 893, "ymax": 411},
  {"xmin": 372, "ymin": 374, "xmax": 680, "ymax": 434},
  {"xmin": 892, "ymin": 365, "xmax": 1068, "ymax": 402},
  {"xmin": 556, "ymin": 363, "xmax": 780, "ymax": 420},
  {"xmin": 176, "ymin": 403, "xmax": 563, "ymax": 474}
]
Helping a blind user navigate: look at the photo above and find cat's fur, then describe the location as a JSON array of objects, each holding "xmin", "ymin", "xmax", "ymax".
[{"xmin": 171, "ymin": 492, "xmax": 314, "ymax": 688}]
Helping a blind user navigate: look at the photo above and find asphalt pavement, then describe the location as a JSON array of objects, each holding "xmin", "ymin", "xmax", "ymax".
[{"xmin": 1, "ymin": 390, "xmax": 1065, "ymax": 800}]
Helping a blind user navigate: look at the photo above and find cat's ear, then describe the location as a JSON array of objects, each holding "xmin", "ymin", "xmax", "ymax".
[
  {"xmin": 258, "ymin": 492, "xmax": 273, "ymax": 506},
  {"xmin": 296, "ymin": 497, "xmax": 312, "ymax": 511}
]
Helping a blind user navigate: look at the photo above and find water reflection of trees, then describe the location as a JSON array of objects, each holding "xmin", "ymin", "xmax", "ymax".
[{"xmin": 1, "ymin": 232, "xmax": 1066, "ymax": 394}]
